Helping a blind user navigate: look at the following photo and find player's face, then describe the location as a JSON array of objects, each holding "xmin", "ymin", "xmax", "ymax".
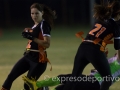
[{"xmin": 31, "ymin": 8, "xmax": 43, "ymax": 23}]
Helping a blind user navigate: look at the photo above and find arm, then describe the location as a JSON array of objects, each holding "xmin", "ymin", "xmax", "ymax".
[
  {"xmin": 33, "ymin": 36, "xmax": 50, "ymax": 48},
  {"xmin": 22, "ymin": 32, "xmax": 50, "ymax": 48},
  {"xmin": 22, "ymin": 21, "xmax": 51, "ymax": 48},
  {"xmin": 34, "ymin": 21, "xmax": 51, "ymax": 48}
]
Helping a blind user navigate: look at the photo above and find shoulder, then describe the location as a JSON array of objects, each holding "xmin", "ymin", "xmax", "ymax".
[
  {"xmin": 42, "ymin": 20, "xmax": 51, "ymax": 27},
  {"xmin": 40, "ymin": 20, "xmax": 51, "ymax": 31},
  {"xmin": 107, "ymin": 19, "xmax": 118, "ymax": 26},
  {"xmin": 39, "ymin": 20, "xmax": 51, "ymax": 35}
]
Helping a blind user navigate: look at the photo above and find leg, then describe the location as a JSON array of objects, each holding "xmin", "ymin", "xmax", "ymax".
[
  {"xmin": 24, "ymin": 61, "xmax": 47, "ymax": 90},
  {"xmin": 62, "ymin": 44, "xmax": 89, "ymax": 90},
  {"xmin": 22, "ymin": 74, "xmax": 71, "ymax": 90},
  {"xmin": 2, "ymin": 56, "xmax": 29, "ymax": 90},
  {"xmin": 87, "ymin": 50, "xmax": 112, "ymax": 90}
]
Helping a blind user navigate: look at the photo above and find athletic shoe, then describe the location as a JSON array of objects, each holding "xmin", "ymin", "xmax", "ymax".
[{"xmin": 22, "ymin": 75, "xmax": 38, "ymax": 90}]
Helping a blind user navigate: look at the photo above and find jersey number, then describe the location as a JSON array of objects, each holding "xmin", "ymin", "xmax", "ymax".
[{"xmin": 89, "ymin": 23, "xmax": 106, "ymax": 37}]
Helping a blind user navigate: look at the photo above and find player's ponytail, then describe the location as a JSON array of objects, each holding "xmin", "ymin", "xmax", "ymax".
[
  {"xmin": 93, "ymin": 0, "xmax": 112, "ymax": 20},
  {"xmin": 109, "ymin": 1, "xmax": 120, "ymax": 18},
  {"xmin": 41, "ymin": 4, "xmax": 56, "ymax": 28}
]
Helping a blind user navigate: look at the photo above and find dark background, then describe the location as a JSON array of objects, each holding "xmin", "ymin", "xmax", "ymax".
[{"xmin": 0, "ymin": 0, "xmax": 116, "ymax": 28}]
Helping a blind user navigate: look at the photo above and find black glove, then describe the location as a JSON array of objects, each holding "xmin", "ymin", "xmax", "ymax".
[{"xmin": 22, "ymin": 32, "xmax": 34, "ymax": 40}]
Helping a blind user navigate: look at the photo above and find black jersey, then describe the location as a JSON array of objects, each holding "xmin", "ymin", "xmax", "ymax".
[
  {"xmin": 85, "ymin": 19, "xmax": 120, "ymax": 50},
  {"xmin": 24, "ymin": 20, "xmax": 51, "ymax": 62},
  {"xmin": 26, "ymin": 20, "xmax": 51, "ymax": 50}
]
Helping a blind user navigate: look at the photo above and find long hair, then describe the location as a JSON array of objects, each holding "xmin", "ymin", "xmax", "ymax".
[
  {"xmin": 93, "ymin": 0, "xmax": 120, "ymax": 20},
  {"xmin": 109, "ymin": 1, "xmax": 120, "ymax": 18},
  {"xmin": 93, "ymin": 0, "xmax": 112, "ymax": 20},
  {"xmin": 30, "ymin": 3, "xmax": 56, "ymax": 28}
]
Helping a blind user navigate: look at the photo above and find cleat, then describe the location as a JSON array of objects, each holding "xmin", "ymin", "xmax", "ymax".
[{"xmin": 22, "ymin": 75, "xmax": 38, "ymax": 90}]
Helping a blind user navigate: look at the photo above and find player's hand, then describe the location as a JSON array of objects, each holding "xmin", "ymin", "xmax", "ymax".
[{"xmin": 22, "ymin": 32, "xmax": 35, "ymax": 40}]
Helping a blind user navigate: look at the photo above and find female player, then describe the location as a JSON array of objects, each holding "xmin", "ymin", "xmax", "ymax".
[
  {"xmin": 22, "ymin": 52, "xmax": 120, "ymax": 90},
  {"xmin": 63, "ymin": 1, "xmax": 120, "ymax": 90},
  {"xmin": 1, "ymin": 3, "xmax": 56, "ymax": 90}
]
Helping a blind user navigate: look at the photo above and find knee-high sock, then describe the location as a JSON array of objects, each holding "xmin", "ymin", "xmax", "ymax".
[{"xmin": 36, "ymin": 77, "xmax": 60, "ymax": 88}]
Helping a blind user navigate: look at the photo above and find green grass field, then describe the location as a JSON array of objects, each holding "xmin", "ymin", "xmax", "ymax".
[{"xmin": 0, "ymin": 26, "xmax": 119, "ymax": 90}]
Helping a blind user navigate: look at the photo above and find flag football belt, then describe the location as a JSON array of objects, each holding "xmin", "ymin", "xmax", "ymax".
[
  {"xmin": 75, "ymin": 31, "xmax": 113, "ymax": 53},
  {"xmin": 83, "ymin": 40, "xmax": 105, "ymax": 49},
  {"xmin": 25, "ymin": 48, "xmax": 52, "ymax": 71},
  {"xmin": 26, "ymin": 48, "xmax": 46, "ymax": 52},
  {"xmin": 26, "ymin": 48, "xmax": 39, "ymax": 52}
]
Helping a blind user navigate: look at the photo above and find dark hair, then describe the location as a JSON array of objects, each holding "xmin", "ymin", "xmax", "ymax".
[
  {"xmin": 110, "ymin": 1, "xmax": 120, "ymax": 18},
  {"xmin": 93, "ymin": 1, "xmax": 120, "ymax": 20},
  {"xmin": 93, "ymin": 2, "xmax": 112, "ymax": 20},
  {"xmin": 30, "ymin": 3, "xmax": 56, "ymax": 28}
]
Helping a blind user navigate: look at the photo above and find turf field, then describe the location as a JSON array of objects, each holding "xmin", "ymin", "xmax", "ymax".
[{"xmin": 0, "ymin": 25, "xmax": 119, "ymax": 90}]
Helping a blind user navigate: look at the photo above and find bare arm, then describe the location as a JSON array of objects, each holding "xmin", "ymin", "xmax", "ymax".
[{"xmin": 33, "ymin": 36, "xmax": 50, "ymax": 48}]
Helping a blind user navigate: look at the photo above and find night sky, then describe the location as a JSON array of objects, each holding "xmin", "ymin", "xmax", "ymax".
[{"xmin": 0, "ymin": 0, "xmax": 118, "ymax": 27}]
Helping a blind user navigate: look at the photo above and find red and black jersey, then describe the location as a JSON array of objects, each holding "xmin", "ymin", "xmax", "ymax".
[
  {"xmin": 26, "ymin": 20, "xmax": 51, "ymax": 50},
  {"xmin": 24, "ymin": 20, "xmax": 51, "ymax": 63},
  {"xmin": 85, "ymin": 19, "xmax": 120, "ymax": 50}
]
